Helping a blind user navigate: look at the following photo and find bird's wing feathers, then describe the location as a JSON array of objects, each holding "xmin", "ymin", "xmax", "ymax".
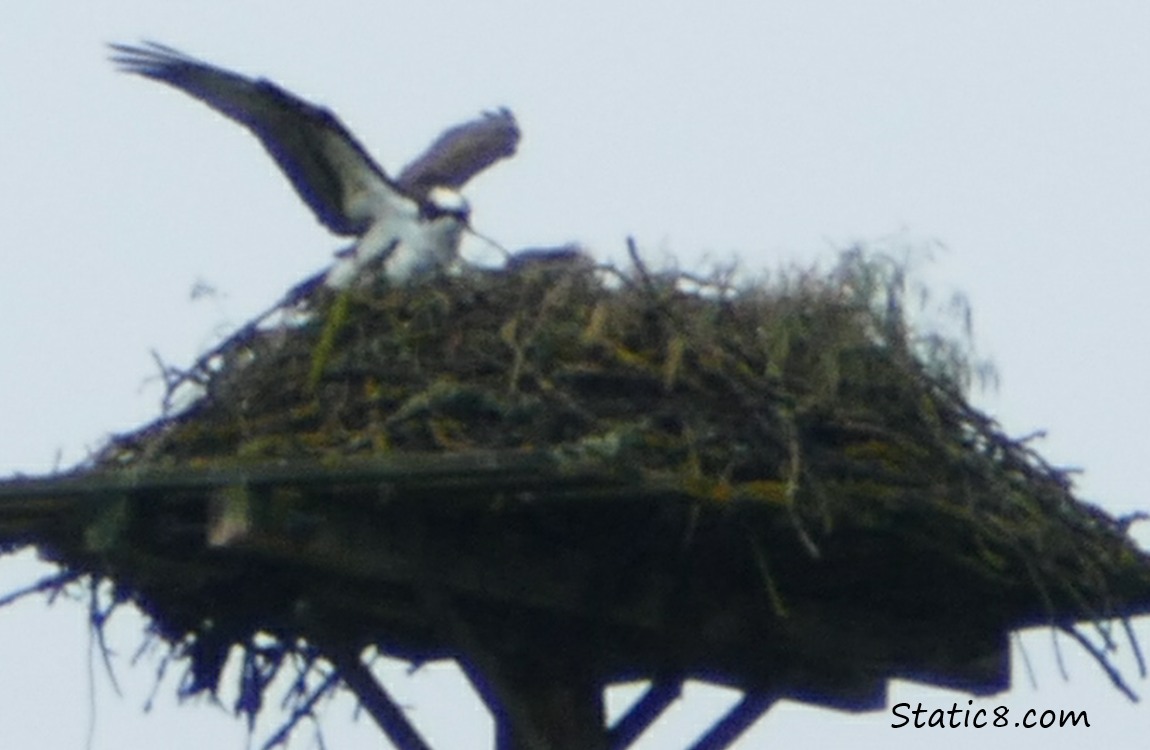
[
  {"xmin": 397, "ymin": 108, "xmax": 521, "ymax": 200},
  {"xmin": 109, "ymin": 41, "xmax": 396, "ymax": 236}
]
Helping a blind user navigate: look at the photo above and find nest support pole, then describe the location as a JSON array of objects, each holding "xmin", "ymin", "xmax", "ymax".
[
  {"xmin": 421, "ymin": 587, "xmax": 610, "ymax": 750},
  {"xmin": 480, "ymin": 657, "xmax": 607, "ymax": 750},
  {"xmin": 414, "ymin": 584, "xmax": 776, "ymax": 750}
]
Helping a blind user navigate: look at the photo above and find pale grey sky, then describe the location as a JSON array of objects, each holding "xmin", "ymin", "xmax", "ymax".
[{"xmin": 1, "ymin": 2, "xmax": 1148, "ymax": 748}]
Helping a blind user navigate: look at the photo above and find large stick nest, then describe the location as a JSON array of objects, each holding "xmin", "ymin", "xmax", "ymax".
[
  {"xmin": 99, "ymin": 247, "xmax": 1149, "ymax": 622},
  {"xmin": 5, "ymin": 245, "xmax": 1150, "ymax": 733}
]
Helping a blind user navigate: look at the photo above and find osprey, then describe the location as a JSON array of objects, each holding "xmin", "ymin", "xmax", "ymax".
[{"xmin": 109, "ymin": 41, "xmax": 520, "ymax": 287}]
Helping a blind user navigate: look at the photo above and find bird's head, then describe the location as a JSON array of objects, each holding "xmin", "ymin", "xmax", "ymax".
[{"xmin": 421, "ymin": 186, "xmax": 470, "ymax": 223}]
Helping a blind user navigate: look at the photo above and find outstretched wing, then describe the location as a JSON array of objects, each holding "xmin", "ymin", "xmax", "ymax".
[
  {"xmin": 109, "ymin": 41, "xmax": 398, "ymax": 236},
  {"xmin": 396, "ymin": 108, "xmax": 520, "ymax": 200}
]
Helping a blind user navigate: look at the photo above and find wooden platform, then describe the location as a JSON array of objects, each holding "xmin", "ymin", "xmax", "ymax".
[{"xmin": 4, "ymin": 451, "xmax": 1147, "ymax": 748}]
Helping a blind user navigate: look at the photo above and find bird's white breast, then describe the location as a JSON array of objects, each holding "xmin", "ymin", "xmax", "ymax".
[
  {"xmin": 383, "ymin": 214, "xmax": 466, "ymax": 280},
  {"xmin": 323, "ymin": 202, "xmax": 465, "ymax": 289}
]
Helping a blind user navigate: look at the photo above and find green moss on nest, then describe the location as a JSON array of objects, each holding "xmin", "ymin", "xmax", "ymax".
[
  {"xmin": 101, "ymin": 249, "xmax": 977, "ymax": 483},
  {"xmin": 5, "ymin": 245, "xmax": 1145, "ymax": 719},
  {"xmin": 91, "ymin": 247, "xmax": 1148, "ymax": 643}
]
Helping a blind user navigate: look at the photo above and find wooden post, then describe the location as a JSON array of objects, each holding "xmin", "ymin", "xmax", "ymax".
[
  {"xmin": 490, "ymin": 660, "xmax": 606, "ymax": 750},
  {"xmin": 420, "ymin": 586, "xmax": 609, "ymax": 749}
]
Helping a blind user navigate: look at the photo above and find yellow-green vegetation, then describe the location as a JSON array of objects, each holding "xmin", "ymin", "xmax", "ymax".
[
  {"xmin": 47, "ymin": 245, "xmax": 1147, "ymax": 708},
  {"xmin": 96, "ymin": 247, "xmax": 1146, "ymax": 624},
  {"xmin": 102, "ymin": 248, "xmax": 989, "ymax": 485}
]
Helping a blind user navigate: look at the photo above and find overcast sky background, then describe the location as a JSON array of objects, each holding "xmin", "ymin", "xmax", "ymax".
[{"xmin": 2, "ymin": 2, "xmax": 1149, "ymax": 748}]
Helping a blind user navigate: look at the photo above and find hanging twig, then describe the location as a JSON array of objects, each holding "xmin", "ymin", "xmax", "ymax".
[
  {"xmin": 260, "ymin": 668, "xmax": 341, "ymax": 750},
  {"xmin": 0, "ymin": 568, "xmax": 80, "ymax": 609},
  {"xmin": 1060, "ymin": 625, "xmax": 1139, "ymax": 702}
]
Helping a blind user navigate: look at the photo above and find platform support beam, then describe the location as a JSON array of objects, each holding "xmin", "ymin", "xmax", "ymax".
[
  {"xmin": 606, "ymin": 678, "xmax": 682, "ymax": 749},
  {"xmin": 686, "ymin": 692, "xmax": 776, "ymax": 750}
]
